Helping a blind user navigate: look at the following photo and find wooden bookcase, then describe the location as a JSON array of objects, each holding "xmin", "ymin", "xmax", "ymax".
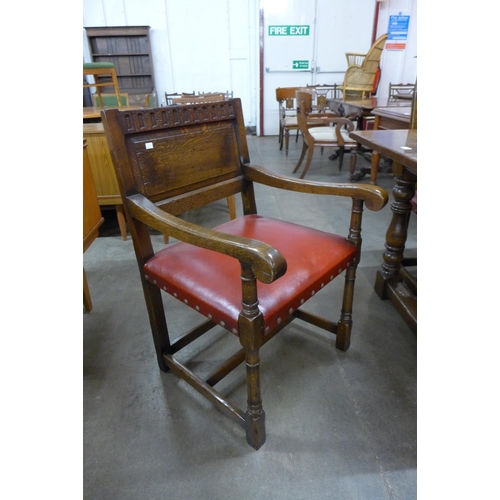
[{"xmin": 85, "ymin": 26, "xmax": 155, "ymax": 106}]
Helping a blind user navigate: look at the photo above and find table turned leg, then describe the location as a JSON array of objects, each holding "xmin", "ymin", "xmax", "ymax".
[
  {"xmin": 369, "ymin": 151, "xmax": 381, "ymax": 185},
  {"xmin": 375, "ymin": 164, "xmax": 416, "ymax": 300}
]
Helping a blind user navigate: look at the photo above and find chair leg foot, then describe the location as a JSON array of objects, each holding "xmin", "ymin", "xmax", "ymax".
[
  {"xmin": 246, "ymin": 410, "xmax": 266, "ymax": 450},
  {"xmin": 335, "ymin": 321, "xmax": 351, "ymax": 351}
]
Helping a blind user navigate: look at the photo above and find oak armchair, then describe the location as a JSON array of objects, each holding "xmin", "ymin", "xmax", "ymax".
[{"xmin": 101, "ymin": 99, "xmax": 387, "ymax": 450}]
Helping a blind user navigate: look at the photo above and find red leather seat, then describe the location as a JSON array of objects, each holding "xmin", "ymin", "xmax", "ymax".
[{"xmin": 144, "ymin": 215, "xmax": 357, "ymax": 336}]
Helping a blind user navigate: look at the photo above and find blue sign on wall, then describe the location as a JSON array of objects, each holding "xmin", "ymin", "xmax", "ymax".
[{"xmin": 388, "ymin": 14, "xmax": 410, "ymax": 41}]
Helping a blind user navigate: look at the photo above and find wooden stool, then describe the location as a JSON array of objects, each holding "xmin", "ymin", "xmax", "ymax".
[{"xmin": 83, "ymin": 62, "xmax": 121, "ymax": 109}]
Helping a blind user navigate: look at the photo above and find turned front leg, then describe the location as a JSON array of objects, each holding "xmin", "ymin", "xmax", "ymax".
[
  {"xmin": 337, "ymin": 198, "xmax": 363, "ymax": 351},
  {"xmin": 238, "ymin": 264, "xmax": 266, "ymax": 450},
  {"xmin": 337, "ymin": 266, "xmax": 356, "ymax": 351},
  {"xmin": 243, "ymin": 340, "xmax": 265, "ymax": 449},
  {"xmin": 369, "ymin": 151, "xmax": 381, "ymax": 185}
]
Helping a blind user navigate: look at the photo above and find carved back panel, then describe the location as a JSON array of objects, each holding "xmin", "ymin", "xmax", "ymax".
[{"xmin": 102, "ymin": 99, "xmax": 250, "ymax": 214}]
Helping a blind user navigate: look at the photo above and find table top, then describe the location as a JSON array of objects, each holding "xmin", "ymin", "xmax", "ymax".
[
  {"xmin": 349, "ymin": 129, "xmax": 417, "ymax": 173},
  {"xmin": 328, "ymin": 97, "xmax": 412, "ymax": 111},
  {"xmin": 372, "ymin": 106, "xmax": 412, "ymax": 122},
  {"xmin": 83, "ymin": 122, "xmax": 105, "ymax": 133},
  {"xmin": 391, "ymin": 94, "xmax": 413, "ymax": 101},
  {"xmin": 83, "ymin": 105, "xmax": 144, "ymax": 119}
]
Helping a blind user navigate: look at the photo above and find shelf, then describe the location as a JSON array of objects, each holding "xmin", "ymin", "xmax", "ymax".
[
  {"xmin": 116, "ymin": 74, "xmax": 152, "ymax": 78},
  {"xmin": 85, "ymin": 26, "xmax": 155, "ymax": 99},
  {"xmin": 93, "ymin": 53, "xmax": 149, "ymax": 57}
]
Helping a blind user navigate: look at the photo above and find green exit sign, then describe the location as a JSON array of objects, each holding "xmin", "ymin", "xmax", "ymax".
[
  {"xmin": 292, "ymin": 60, "xmax": 309, "ymax": 70},
  {"xmin": 268, "ymin": 25, "xmax": 310, "ymax": 36}
]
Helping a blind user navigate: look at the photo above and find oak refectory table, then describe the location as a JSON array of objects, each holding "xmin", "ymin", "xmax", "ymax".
[{"xmin": 349, "ymin": 129, "xmax": 417, "ymax": 334}]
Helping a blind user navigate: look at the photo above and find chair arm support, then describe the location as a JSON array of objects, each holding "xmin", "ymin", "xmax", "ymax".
[
  {"xmin": 309, "ymin": 112, "xmax": 339, "ymax": 119},
  {"xmin": 322, "ymin": 116, "xmax": 355, "ymax": 128},
  {"xmin": 243, "ymin": 164, "xmax": 388, "ymax": 212},
  {"xmin": 128, "ymin": 194, "xmax": 287, "ymax": 284},
  {"xmin": 305, "ymin": 114, "xmax": 341, "ymax": 126}
]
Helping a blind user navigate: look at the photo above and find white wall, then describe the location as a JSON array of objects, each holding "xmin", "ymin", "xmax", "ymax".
[
  {"xmin": 376, "ymin": 0, "xmax": 417, "ymax": 97},
  {"xmin": 83, "ymin": 0, "xmax": 417, "ymax": 132},
  {"xmin": 261, "ymin": 0, "xmax": 375, "ymax": 135},
  {"xmin": 83, "ymin": 0, "xmax": 258, "ymax": 127}
]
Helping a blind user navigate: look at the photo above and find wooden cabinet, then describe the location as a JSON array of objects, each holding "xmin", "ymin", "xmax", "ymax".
[
  {"xmin": 83, "ymin": 139, "xmax": 104, "ymax": 312},
  {"xmin": 85, "ymin": 26, "xmax": 155, "ymax": 107},
  {"xmin": 83, "ymin": 123, "xmax": 127, "ymax": 240},
  {"xmin": 83, "ymin": 124, "xmax": 120, "ymax": 204},
  {"xmin": 83, "ymin": 139, "xmax": 104, "ymax": 251}
]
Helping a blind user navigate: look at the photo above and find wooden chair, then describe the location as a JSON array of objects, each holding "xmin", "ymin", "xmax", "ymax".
[
  {"xmin": 165, "ymin": 92, "xmax": 195, "ymax": 105},
  {"xmin": 145, "ymin": 94, "xmax": 156, "ymax": 107},
  {"xmin": 83, "ymin": 62, "xmax": 122, "ymax": 109},
  {"xmin": 276, "ymin": 87, "xmax": 301, "ymax": 155},
  {"xmin": 293, "ymin": 91, "xmax": 358, "ymax": 179},
  {"xmin": 92, "ymin": 93, "xmax": 129, "ymax": 108},
  {"xmin": 276, "ymin": 87, "xmax": 329, "ymax": 155},
  {"xmin": 101, "ymin": 100, "xmax": 387, "ymax": 449},
  {"xmin": 171, "ymin": 93, "xmax": 227, "ymax": 104},
  {"xmin": 305, "ymin": 84, "xmax": 342, "ymax": 108},
  {"xmin": 341, "ymin": 34, "xmax": 388, "ymax": 99},
  {"xmin": 276, "ymin": 86, "xmax": 303, "ymax": 154}
]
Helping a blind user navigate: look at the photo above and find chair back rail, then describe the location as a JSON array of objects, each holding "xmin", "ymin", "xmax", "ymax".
[{"xmin": 92, "ymin": 93, "xmax": 129, "ymax": 107}]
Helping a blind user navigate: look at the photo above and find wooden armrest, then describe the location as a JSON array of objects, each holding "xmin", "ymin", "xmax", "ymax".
[
  {"xmin": 314, "ymin": 116, "xmax": 357, "ymax": 133},
  {"xmin": 305, "ymin": 117, "xmax": 331, "ymax": 126},
  {"xmin": 307, "ymin": 112, "xmax": 339, "ymax": 122},
  {"xmin": 127, "ymin": 194, "xmax": 286, "ymax": 284},
  {"xmin": 244, "ymin": 164, "xmax": 388, "ymax": 212}
]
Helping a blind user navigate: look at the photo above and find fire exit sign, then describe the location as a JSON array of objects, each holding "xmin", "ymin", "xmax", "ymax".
[
  {"xmin": 292, "ymin": 60, "xmax": 309, "ymax": 70},
  {"xmin": 268, "ymin": 25, "xmax": 310, "ymax": 36}
]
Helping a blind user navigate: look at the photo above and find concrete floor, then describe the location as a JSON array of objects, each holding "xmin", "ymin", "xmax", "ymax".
[{"xmin": 83, "ymin": 135, "xmax": 417, "ymax": 500}]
